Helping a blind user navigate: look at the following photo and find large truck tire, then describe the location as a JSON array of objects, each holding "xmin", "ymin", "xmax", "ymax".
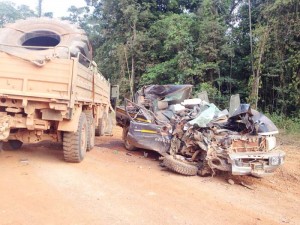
[
  {"xmin": 63, "ymin": 113, "xmax": 88, "ymax": 163},
  {"xmin": 163, "ymin": 155, "xmax": 198, "ymax": 176},
  {"xmin": 84, "ymin": 111, "xmax": 95, "ymax": 151},
  {"xmin": 0, "ymin": 17, "xmax": 92, "ymax": 60},
  {"xmin": 105, "ymin": 111, "xmax": 115, "ymax": 135},
  {"xmin": 95, "ymin": 118, "xmax": 104, "ymax": 136},
  {"xmin": 95, "ymin": 112, "xmax": 107, "ymax": 137}
]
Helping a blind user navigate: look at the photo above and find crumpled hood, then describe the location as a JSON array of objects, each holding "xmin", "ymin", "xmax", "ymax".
[{"xmin": 135, "ymin": 85, "xmax": 193, "ymax": 104}]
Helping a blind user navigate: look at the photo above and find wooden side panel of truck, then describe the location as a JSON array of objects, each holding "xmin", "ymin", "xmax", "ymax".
[{"xmin": 0, "ymin": 51, "xmax": 111, "ymax": 162}]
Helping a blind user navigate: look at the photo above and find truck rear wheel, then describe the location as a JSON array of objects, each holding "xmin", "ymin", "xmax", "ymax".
[
  {"xmin": 84, "ymin": 111, "xmax": 95, "ymax": 151},
  {"xmin": 95, "ymin": 112, "xmax": 107, "ymax": 136},
  {"xmin": 63, "ymin": 113, "xmax": 88, "ymax": 162}
]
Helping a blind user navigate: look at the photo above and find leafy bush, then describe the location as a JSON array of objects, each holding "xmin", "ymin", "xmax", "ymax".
[{"xmin": 266, "ymin": 113, "xmax": 300, "ymax": 134}]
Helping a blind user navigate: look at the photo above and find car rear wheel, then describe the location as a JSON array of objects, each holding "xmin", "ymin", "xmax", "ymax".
[{"xmin": 123, "ymin": 126, "xmax": 136, "ymax": 151}]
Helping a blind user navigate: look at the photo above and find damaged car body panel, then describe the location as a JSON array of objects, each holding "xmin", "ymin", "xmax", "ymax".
[
  {"xmin": 121, "ymin": 98, "xmax": 172, "ymax": 154},
  {"xmin": 116, "ymin": 85, "xmax": 285, "ymax": 178},
  {"xmin": 127, "ymin": 121, "xmax": 171, "ymax": 154}
]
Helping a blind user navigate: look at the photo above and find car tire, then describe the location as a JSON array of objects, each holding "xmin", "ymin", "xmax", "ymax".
[
  {"xmin": 123, "ymin": 126, "xmax": 136, "ymax": 151},
  {"xmin": 163, "ymin": 155, "xmax": 198, "ymax": 176}
]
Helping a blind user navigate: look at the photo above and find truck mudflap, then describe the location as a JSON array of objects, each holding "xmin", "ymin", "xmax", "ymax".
[
  {"xmin": 228, "ymin": 150, "xmax": 285, "ymax": 177},
  {"xmin": 0, "ymin": 115, "xmax": 10, "ymax": 140}
]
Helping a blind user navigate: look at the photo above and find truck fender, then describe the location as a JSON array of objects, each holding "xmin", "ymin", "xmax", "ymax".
[{"xmin": 58, "ymin": 107, "xmax": 82, "ymax": 132}]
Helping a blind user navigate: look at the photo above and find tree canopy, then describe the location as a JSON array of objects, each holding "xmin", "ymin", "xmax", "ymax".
[{"xmin": 1, "ymin": 0, "xmax": 299, "ymax": 117}]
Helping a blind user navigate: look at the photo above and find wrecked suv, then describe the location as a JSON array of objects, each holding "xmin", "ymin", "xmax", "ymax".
[{"xmin": 116, "ymin": 85, "xmax": 285, "ymax": 177}]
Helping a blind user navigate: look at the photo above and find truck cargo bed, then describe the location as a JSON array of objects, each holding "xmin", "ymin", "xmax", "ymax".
[
  {"xmin": 0, "ymin": 52, "xmax": 72, "ymax": 101},
  {"xmin": 0, "ymin": 52, "xmax": 110, "ymax": 107}
]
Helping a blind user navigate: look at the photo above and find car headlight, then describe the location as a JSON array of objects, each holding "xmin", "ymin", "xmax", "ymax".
[
  {"xmin": 266, "ymin": 136, "xmax": 276, "ymax": 150},
  {"xmin": 269, "ymin": 156, "xmax": 280, "ymax": 166}
]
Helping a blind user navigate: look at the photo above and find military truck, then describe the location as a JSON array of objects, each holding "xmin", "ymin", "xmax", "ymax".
[{"xmin": 0, "ymin": 18, "xmax": 114, "ymax": 162}]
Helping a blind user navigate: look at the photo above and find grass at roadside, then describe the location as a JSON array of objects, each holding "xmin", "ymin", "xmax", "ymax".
[
  {"xmin": 266, "ymin": 113, "xmax": 300, "ymax": 135},
  {"xmin": 277, "ymin": 130, "xmax": 300, "ymax": 146}
]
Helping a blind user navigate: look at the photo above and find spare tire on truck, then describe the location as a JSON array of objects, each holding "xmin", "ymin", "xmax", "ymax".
[{"xmin": 0, "ymin": 17, "xmax": 92, "ymax": 62}]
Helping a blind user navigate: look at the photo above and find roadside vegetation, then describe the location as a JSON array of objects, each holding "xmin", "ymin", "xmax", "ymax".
[
  {"xmin": 0, "ymin": 0, "xmax": 299, "ymax": 130},
  {"xmin": 267, "ymin": 114, "xmax": 300, "ymax": 134}
]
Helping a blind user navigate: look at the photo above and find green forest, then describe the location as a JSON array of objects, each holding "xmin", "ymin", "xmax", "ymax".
[{"xmin": 0, "ymin": 0, "xmax": 299, "ymax": 132}]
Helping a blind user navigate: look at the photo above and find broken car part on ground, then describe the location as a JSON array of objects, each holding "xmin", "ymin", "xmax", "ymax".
[{"xmin": 116, "ymin": 85, "xmax": 285, "ymax": 177}]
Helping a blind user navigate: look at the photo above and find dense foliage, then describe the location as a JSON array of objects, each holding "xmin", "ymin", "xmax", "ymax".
[
  {"xmin": 0, "ymin": 0, "xmax": 299, "ymax": 118},
  {"xmin": 82, "ymin": 0, "xmax": 299, "ymax": 117}
]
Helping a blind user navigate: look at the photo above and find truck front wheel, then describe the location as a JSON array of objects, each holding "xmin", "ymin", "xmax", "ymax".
[{"xmin": 63, "ymin": 113, "xmax": 88, "ymax": 162}]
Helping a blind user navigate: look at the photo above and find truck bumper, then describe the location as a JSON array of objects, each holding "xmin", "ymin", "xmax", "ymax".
[{"xmin": 229, "ymin": 150, "xmax": 285, "ymax": 177}]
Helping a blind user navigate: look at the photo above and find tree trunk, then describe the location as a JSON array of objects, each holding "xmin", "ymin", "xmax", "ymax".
[
  {"xmin": 38, "ymin": 0, "xmax": 43, "ymax": 17},
  {"xmin": 248, "ymin": 0, "xmax": 255, "ymax": 81},
  {"xmin": 129, "ymin": 22, "xmax": 137, "ymax": 100},
  {"xmin": 250, "ymin": 27, "xmax": 269, "ymax": 109}
]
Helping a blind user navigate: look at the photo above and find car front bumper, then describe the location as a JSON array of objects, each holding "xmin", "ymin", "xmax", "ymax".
[{"xmin": 228, "ymin": 150, "xmax": 285, "ymax": 177}]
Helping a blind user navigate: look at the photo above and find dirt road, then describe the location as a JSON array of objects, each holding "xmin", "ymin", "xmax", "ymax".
[{"xmin": 0, "ymin": 127, "xmax": 299, "ymax": 225}]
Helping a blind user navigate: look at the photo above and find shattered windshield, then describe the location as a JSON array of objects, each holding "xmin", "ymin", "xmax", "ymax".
[{"xmin": 188, "ymin": 103, "xmax": 221, "ymax": 127}]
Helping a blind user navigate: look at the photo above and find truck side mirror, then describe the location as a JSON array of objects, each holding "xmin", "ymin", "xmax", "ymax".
[
  {"xmin": 111, "ymin": 85, "xmax": 119, "ymax": 99},
  {"xmin": 110, "ymin": 85, "xmax": 119, "ymax": 109}
]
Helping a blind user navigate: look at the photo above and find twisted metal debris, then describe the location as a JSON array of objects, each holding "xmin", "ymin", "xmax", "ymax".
[{"xmin": 116, "ymin": 85, "xmax": 285, "ymax": 177}]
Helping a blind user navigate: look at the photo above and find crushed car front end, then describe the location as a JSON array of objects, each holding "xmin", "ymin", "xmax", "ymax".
[
  {"xmin": 227, "ymin": 132, "xmax": 285, "ymax": 177},
  {"xmin": 229, "ymin": 149, "xmax": 285, "ymax": 177},
  {"xmin": 201, "ymin": 103, "xmax": 285, "ymax": 177},
  {"xmin": 225, "ymin": 105, "xmax": 285, "ymax": 177},
  {"xmin": 116, "ymin": 85, "xmax": 285, "ymax": 178}
]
